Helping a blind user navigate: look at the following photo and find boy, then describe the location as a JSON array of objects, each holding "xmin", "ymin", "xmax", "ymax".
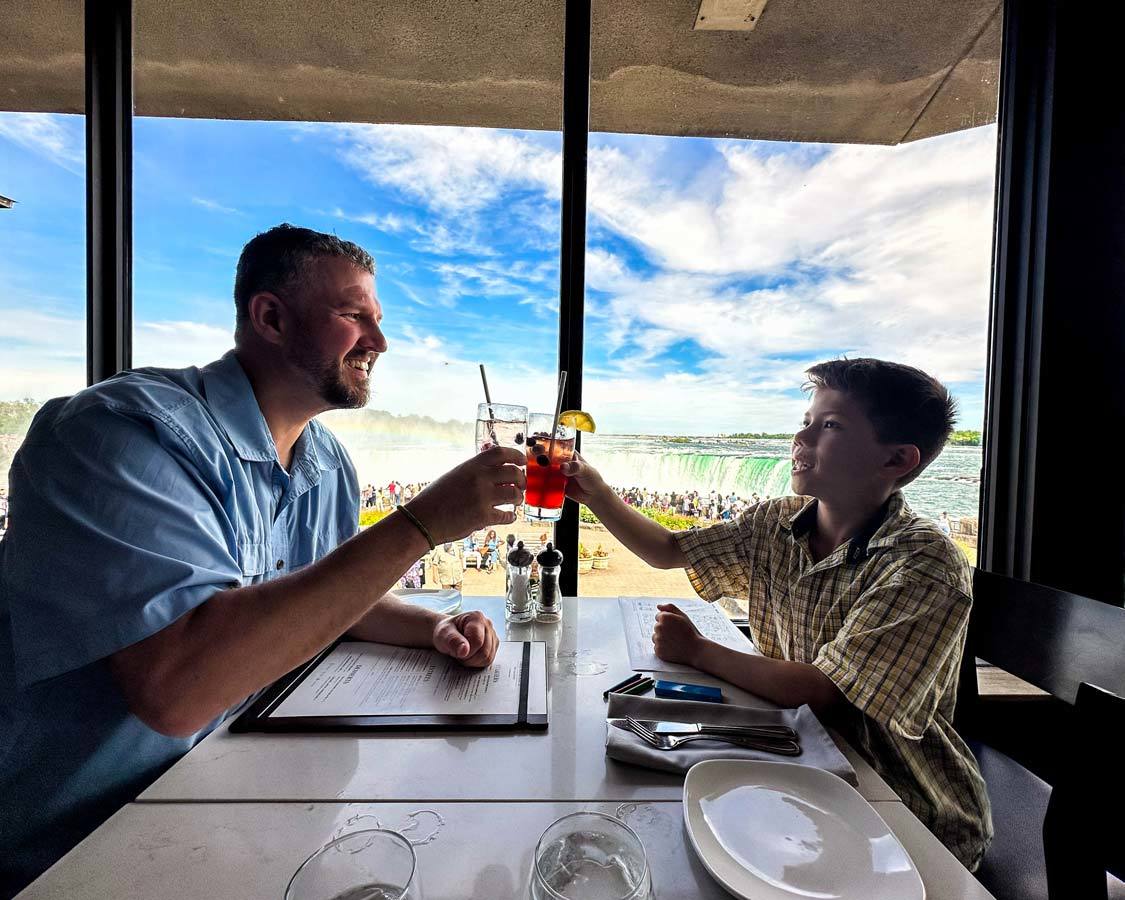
[{"xmin": 563, "ymin": 358, "xmax": 992, "ymax": 870}]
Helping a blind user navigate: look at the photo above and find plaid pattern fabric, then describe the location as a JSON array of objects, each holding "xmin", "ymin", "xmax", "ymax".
[{"xmin": 675, "ymin": 491, "xmax": 993, "ymax": 870}]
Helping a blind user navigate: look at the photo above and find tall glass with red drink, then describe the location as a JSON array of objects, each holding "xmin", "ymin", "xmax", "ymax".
[{"xmin": 524, "ymin": 413, "xmax": 576, "ymax": 522}]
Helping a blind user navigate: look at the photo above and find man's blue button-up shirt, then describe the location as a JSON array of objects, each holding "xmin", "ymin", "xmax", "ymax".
[{"xmin": 0, "ymin": 351, "xmax": 359, "ymax": 891}]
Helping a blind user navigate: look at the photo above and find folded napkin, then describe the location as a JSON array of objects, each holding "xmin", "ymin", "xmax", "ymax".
[{"xmin": 605, "ymin": 693, "xmax": 857, "ymax": 786}]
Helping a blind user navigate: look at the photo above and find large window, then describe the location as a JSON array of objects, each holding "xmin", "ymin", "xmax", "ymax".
[
  {"xmin": 131, "ymin": 2, "xmax": 568, "ymax": 593},
  {"xmin": 0, "ymin": 112, "xmax": 86, "ymax": 501},
  {"xmin": 571, "ymin": 2, "xmax": 1003, "ymax": 604}
]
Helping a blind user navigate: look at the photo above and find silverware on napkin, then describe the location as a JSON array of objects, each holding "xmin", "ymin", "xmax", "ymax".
[
  {"xmin": 617, "ymin": 716, "xmax": 802, "ymax": 756},
  {"xmin": 608, "ymin": 718, "xmax": 798, "ymax": 740}
]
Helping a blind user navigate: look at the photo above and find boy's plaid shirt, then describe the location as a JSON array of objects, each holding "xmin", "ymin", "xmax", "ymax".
[{"xmin": 675, "ymin": 491, "xmax": 993, "ymax": 870}]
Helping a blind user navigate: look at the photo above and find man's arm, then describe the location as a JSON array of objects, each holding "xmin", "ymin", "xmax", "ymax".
[
  {"xmin": 562, "ymin": 454, "xmax": 686, "ymax": 570},
  {"xmin": 108, "ymin": 447, "xmax": 524, "ymax": 738},
  {"xmin": 652, "ymin": 604, "xmax": 845, "ymax": 715},
  {"xmin": 347, "ymin": 595, "xmax": 498, "ymax": 668}
]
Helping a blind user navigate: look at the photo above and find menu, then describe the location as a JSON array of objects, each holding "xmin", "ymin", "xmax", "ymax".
[{"xmin": 618, "ymin": 596, "xmax": 758, "ymax": 674}]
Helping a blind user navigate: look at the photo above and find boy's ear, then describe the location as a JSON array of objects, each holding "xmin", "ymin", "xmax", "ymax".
[{"xmin": 884, "ymin": 444, "xmax": 922, "ymax": 481}]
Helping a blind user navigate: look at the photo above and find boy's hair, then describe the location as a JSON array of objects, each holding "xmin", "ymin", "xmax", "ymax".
[
  {"xmin": 804, "ymin": 358, "xmax": 958, "ymax": 486},
  {"xmin": 233, "ymin": 223, "xmax": 375, "ymax": 340}
]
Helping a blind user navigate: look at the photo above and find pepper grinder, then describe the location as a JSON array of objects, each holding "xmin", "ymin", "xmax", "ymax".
[
  {"xmin": 535, "ymin": 541, "xmax": 563, "ymax": 623},
  {"xmin": 505, "ymin": 541, "xmax": 535, "ymax": 623}
]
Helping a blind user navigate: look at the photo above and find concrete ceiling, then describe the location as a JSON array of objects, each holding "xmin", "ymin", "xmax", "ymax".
[{"xmin": 4, "ymin": 0, "xmax": 1001, "ymax": 144}]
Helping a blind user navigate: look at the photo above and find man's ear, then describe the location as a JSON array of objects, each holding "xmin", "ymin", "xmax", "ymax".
[
  {"xmin": 246, "ymin": 291, "xmax": 287, "ymax": 346},
  {"xmin": 884, "ymin": 444, "xmax": 922, "ymax": 482}
]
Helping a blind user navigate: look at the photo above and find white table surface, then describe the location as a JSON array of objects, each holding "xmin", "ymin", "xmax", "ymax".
[
  {"xmin": 139, "ymin": 596, "xmax": 900, "ymax": 804},
  {"xmin": 18, "ymin": 800, "xmax": 996, "ymax": 900}
]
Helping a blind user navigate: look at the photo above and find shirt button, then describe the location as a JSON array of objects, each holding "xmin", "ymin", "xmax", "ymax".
[{"xmin": 276, "ymin": 559, "xmax": 284, "ymax": 570}]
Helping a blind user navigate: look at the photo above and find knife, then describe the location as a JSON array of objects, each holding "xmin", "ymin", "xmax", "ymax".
[{"xmin": 608, "ymin": 718, "xmax": 798, "ymax": 740}]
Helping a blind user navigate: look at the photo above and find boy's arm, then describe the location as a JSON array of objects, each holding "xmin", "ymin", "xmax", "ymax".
[
  {"xmin": 562, "ymin": 454, "xmax": 686, "ymax": 570},
  {"xmin": 654, "ymin": 604, "xmax": 845, "ymax": 715}
]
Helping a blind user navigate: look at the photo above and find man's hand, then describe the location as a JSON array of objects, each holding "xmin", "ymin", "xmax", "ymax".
[
  {"xmin": 432, "ymin": 610, "xmax": 499, "ymax": 668},
  {"xmin": 652, "ymin": 603, "xmax": 707, "ymax": 666},
  {"xmin": 560, "ymin": 451, "xmax": 609, "ymax": 506},
  {"xmin": 406, "ymin": 446, "xmax": 526, "ymax": 542}
]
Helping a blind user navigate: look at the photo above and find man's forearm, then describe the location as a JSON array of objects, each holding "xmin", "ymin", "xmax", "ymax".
[
  {"xmin": 692, "ymin": 641, "xmax": 844, "ymax": 715},
  {"xmin": 584, "ymin": 488, "xmax": 686, "ymax": 570},
  {"xmin": 346, "ymin": 593, "xmax": 444, "ymax": 646},
  {"xmin": 111, "ymin": 509, "xmax": 431, "ymax": 736}
]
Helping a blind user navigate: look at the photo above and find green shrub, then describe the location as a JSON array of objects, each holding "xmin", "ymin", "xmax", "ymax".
[
  {"xmin": 635, "ymin": 507, "xmax": 698, "ymax": 530},
  {"xmin": 359, "ymin": 508, "xmax": 392, "ymax": 528},
  {"xmin": 578, "ymin": 503, "xmax": 697, "ymax": 531}
]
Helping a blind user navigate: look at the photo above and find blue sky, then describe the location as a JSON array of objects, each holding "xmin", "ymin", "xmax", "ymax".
[{"xmin": 1, "ymin": 113, "xmax": 996, "ymax": 434}]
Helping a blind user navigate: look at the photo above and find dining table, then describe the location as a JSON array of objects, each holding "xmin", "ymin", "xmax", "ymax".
[{"xmin": 16, "ymin": 595, "xmax": 997, "ymax": 899}]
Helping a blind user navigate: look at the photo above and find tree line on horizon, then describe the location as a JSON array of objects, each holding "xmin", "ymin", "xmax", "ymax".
[{"xmin": 0, "ymin": 400, "xmax": 983, "ymax": 447}]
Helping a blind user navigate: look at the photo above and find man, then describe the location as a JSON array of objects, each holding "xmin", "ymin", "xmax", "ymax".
[
  {"xmin": 0, "ymin": 224, "xmax": 524, "ymax": 893},
  {"xmin": 431, "ymin": 542, "xmax": 465, "ymax": 590}
]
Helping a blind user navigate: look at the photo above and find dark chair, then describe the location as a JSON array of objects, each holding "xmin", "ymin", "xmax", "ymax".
[
  {"xmin": 1043, "ymin": 683, "xmax": 1125, "ymax": 900},
  {"xmin": 958, "ymin": 570, "xmax": 1125, "ymax": 900}
]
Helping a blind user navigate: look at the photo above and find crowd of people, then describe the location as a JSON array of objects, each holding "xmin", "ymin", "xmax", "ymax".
[
  {"xmin": 612, "ymin": 486, "xmax": 772, "ymax": 521},
  {"xmin": 360, "ymin": 480, "xmax": 428, "ymax": 510}
]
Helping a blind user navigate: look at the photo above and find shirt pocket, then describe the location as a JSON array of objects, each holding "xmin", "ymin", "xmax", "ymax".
[{"xmin": 236, "ymin": 539, "xmax": 271, "ymax": 579}]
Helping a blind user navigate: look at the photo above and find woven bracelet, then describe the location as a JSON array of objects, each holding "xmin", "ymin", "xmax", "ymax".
[{"xmin": 398, "ymin": 504, "xmax": 436, "ymax": 551}]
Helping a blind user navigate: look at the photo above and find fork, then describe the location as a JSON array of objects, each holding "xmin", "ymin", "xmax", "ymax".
[{"xmin": 624, "ymin": 715, "xmax": 802, "ymax": 756}]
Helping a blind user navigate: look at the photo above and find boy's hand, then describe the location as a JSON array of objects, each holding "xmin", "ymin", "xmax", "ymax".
[
  {"xmin": 652, "ymin": 603, "xmax": 705, "ymax": 666},
  {"xmin": 560, "ymin": 452, "xmax": 608, "ymax": 506}
]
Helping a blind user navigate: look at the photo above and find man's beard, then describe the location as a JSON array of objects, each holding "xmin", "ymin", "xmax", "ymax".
[{"xmin": 285, "ymin": 341, "xmax": 370, "ymax": 409}]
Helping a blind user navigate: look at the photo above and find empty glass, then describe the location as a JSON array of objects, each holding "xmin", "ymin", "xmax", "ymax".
[
  {"xmin": 530, "ymin": 811, "xmax": 652, "ymax": 900},
  {"xmin": 476, "ymin": 402, "xmax": 529, "ymax": 513},
  {"xmin": 286, "ymin": 829, "xmax": 421, "ymax": 900}
]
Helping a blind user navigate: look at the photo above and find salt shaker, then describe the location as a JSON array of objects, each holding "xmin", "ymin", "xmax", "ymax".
[
  {"xmin": 535, "ymin": 542, "xmax": 563, "ymax": 623},
  {"xmin": 505, "ymin": 541, "xmax": 535, "ymax": 623}
]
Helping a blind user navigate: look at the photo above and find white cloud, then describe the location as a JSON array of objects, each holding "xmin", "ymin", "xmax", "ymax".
[
  {"xmin": 0, "ymin": 113, "xmax": 83, "ymax": 174},
  {"xmin": 0, "ymin": 308, "xmax": 86, "ymax": 401},
  {"xmin": 333, "ymin": 124, "xmax": 560, "ymax": 214},
  {"xmin": 133, "ymin": 320, "xmax": 234, "ymax": 369},
  {"xmin": 191, "ymin": 197, "xmax": 240, "ymax": 215},
  {"xmin": 315, "ymin": 122, "xmax": 996, "ymax": 430}
]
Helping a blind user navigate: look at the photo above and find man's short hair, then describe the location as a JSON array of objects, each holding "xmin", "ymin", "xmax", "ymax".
[
  {"xmin": 233, "ymin": 223, "xmax": 375, "ymax": 339},
  {"xmin": 803, "ymin": 358, "xmax": 958, "ymax": 486}
]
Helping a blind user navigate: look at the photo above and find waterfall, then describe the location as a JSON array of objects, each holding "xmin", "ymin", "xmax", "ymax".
[{"xmin": 584, "ymin": 448, "xmax": 794, "ymax": 498}]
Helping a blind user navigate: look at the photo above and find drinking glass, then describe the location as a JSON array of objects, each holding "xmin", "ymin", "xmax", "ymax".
[
  {"xmin": 530, "ymin": 811, "xmax": 651, "ymax": 900},
  {"xmin": 524, "ymin": 413, "xmax": 576, "ymax": 522},
  {"xmin": 476, "ymin": 402, "xmax": 529, "ymax": 514},
  {"xmin": 285, "ymin": 829, "xmax": 421, "ymax": 900}
]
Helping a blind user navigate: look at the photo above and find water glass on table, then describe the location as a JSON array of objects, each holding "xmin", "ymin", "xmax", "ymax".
[
  {"xmin": 524, "ymin": 413, "xmax": 576, "ymax": 523},
  {"xmin": 530, "ymin": 811, "xmax": 652, "ymax": 900},
  {"xmin": 476, "ymin": 402, "xmax": 529, "ymax": 513},
  {"xmin": 285, "ymin": 828, "xmax": 422, "ymax": 900}
]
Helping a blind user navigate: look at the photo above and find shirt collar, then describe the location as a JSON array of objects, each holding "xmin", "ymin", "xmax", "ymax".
[
  {"xmin": 781, "ymin": 492, "xmax": 905, "ymax": 564},
  {"xmin": 201, "ymin": 351, "xmax": 278, "ymax": 462}
]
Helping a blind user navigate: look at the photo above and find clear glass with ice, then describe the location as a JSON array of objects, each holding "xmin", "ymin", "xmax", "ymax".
[
  {"xmin": 475, "ymin": 402, "xmax": 529, "ymax": 514},
  {"xmin": 530, "ymin": 811, "xmax": 651, "ymax": 900},
  {"xmin": 285, "ymin": 829, "xmax": 422, "ymax": 900}
]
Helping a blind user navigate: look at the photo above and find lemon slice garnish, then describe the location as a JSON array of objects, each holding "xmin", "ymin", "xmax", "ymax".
[{"xmin": 559, "ymin": 410, "xmax": 596, "ymax": 433}]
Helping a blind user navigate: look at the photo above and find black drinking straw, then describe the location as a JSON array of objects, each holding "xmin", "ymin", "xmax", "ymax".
[
  {"xmin": 479, "ymin": 364, "xmax": 498, "ymax": 446},
  {"xmin": 547, "ymin": 370, "xmax": 568, "ymax": 462}
]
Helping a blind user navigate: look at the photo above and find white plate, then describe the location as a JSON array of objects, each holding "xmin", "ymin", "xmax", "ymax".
[
  {"xmin": 390, "ymin": 587, "xmax": 463, "ymax": 615},
  {"xmin": 683, "ymin": 759, "xmax": 924, "ymax": 900}
]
